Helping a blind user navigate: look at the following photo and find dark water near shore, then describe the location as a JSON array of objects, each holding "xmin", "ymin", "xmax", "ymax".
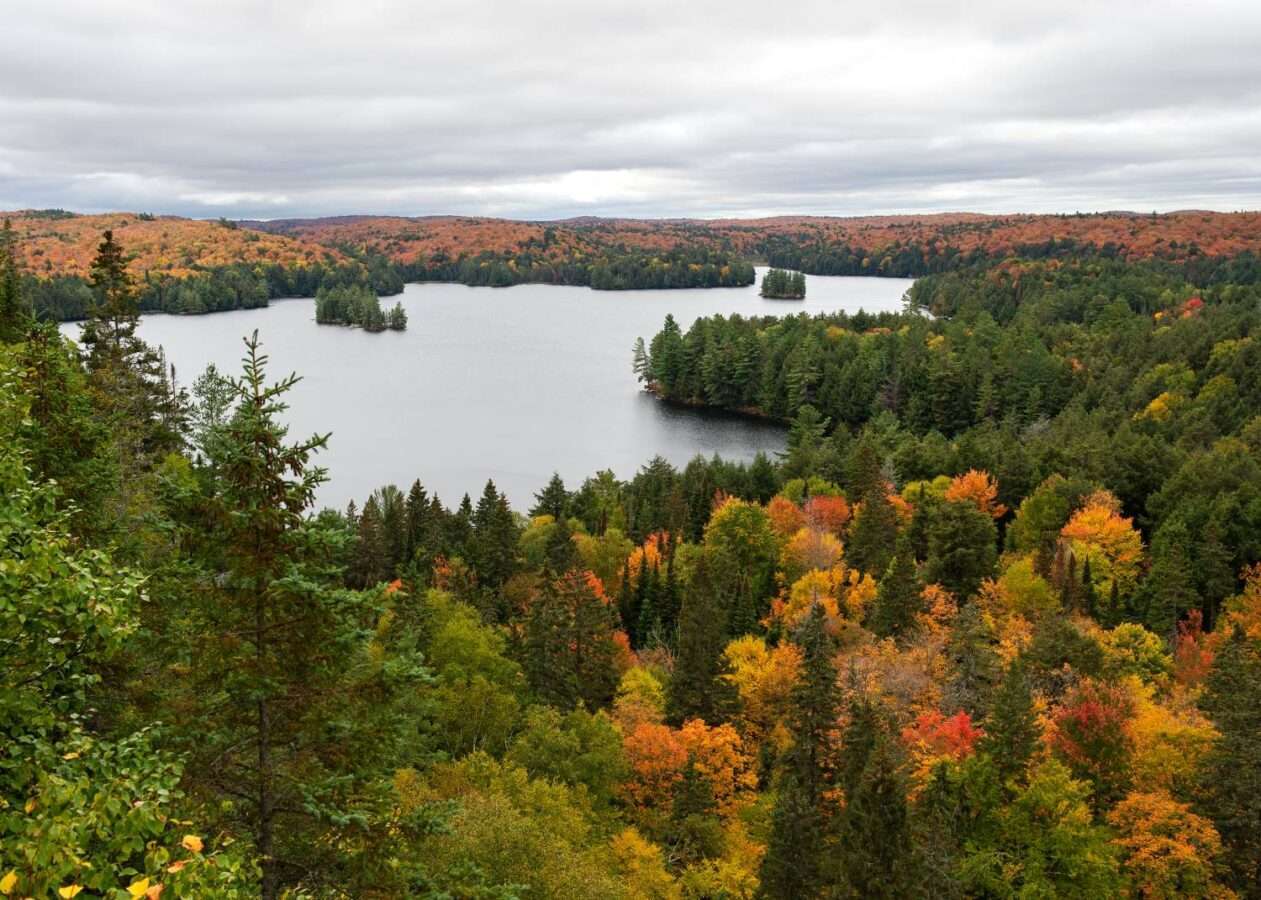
[{"xmin": 64, "ymin": 270, "xmax": 912, "ymax": 509}]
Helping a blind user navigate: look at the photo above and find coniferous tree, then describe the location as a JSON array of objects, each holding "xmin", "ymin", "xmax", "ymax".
[
  {"xmin": 179, "ymin": 333, "xmax": 430, "ymax": 898},
  {"xmin": 848, "ymin": 481, "xmax": 899, "ymax": 576},
  {"xmin": 470, "ymin": 480, "xmax": 518, "ymax": 592},
  {"xmin": 925, "ymin": 499, "xmax": 998, "ymax": 600},
  {"xmin": 524, "ymin": 570, "xmax": 620, "ymax": 710},
  {"xmin": 667, "ymin": 555, "xmax": 738, "ymax": 725},
  {"xmin": 944, "ymin": 601, "xmax": 1002, "ymax": 719},
  {"xmin": 759, "ymin": 603, "xmax": 839, "ymax": 899},
  {"xmin": 669, "ymin": 756, "xmax": 725, "ymax": 866},
  {"xmin": 1144, "ymin": 518, "xmax": 1197, "ymax": 642},
  {"xmin": 0, "ymin": 218, "xmax": 26, "ymax": 342},
  {"xmin": 835, "ymin": 696, "xmax": 917, "ymax": 897},
  {"xmin": 980, "ymin": 659, "xmax": 1041, "ymax": 787},
  {"xmin": 531, "ymin": 472, "xmax": 569, "ymax": 520},
  {"xmin": 869, "ymin": 534, "xmax": 923, "ymax": 641},
  {"xmin": 1199, "ymin": 626, "xmax": 1261, "ymax": 893}
]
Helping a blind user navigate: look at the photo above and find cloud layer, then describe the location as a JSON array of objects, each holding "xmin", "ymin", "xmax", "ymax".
[{"xmin": 3, "ymin": 0, "xmax": 1260, "ymax": 218}]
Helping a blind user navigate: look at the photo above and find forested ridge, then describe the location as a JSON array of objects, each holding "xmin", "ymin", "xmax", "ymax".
[
  {"xmin": 3, "ymin": 218, "xmax": 1261, "ymax": 898},
  {"xmin": 13, "ymin": 208, "xmax": 1261, "ymax": 321}
]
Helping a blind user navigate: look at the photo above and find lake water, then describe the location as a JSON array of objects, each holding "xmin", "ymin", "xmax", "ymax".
[{"xmin": 64, "ymin": 270, "xmax": 912, "ymax": 510}]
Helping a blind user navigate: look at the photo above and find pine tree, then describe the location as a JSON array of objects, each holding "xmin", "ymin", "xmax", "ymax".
[
  {"xmin": 980, "ymin": 659, "xmax": 1041, "ymax": 787},
  {"xmin": 668, "ymin": 555, "xmax": 738, "ymax": 724},
  {"xmin": 1199, "ymin": 626, "xmax": 1261, "ymax": 893},
  {"xmin": 81, "ymin": 229, "xmax": 140, "ymax": 365},
  {"xmin": 868, "ymin": 534, "xmax": 923, "ymax": 641},
  {"xmin": 759, "ymin": 603, "xmax": 839, "ymax": 898}
]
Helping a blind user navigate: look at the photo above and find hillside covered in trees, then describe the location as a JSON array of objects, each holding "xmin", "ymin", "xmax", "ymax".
[
  {"xmin": 3, "ymin": 216, "xmax": 1261, "ymax": 898},
  {"xmin": 10, "ymin": 208, "xmax": 1261, "ymax": 321}
]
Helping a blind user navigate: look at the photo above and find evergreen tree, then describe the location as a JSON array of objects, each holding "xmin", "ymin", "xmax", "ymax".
[
  {"xmin": 470, "ymin": 480, "xmax": 518, "ymax": 592},
  {"xmin": 531, "ymin": 471, "xmax": 569, "ymax": 520},
  {"xmin": 1199, "ymin": 626, "xmax": 1261, "ymax": 893},
  {"xmin": 980, "ymin": 659, "xmax": 1041, "ymax": 787},
  {"xmin": 1144, "ymin": 518, "xmax": 1197, "ymax": 642},
  {"xmin": 925, "ymin": 499, "xmax": 998, "ymax": 600},
  {"xmin": 0, "ymin": 218, "xmax": 26, "ymax": 342},
  {"xmin": 524, "ymin": 570, "xmax": 620, "ymax": 710},
  {"xmin": 179, "ymin": 333, "xmax": 430, "ymax": 898},
  {"xmin": 868, "ymin": 533, "xmax": 923, "ymax": 641},
  {"xmin": 944, "ymin": 601, "xmax": 1002, "ymax": 719},
  {"xmin": 81, "ymin": 229, "xmax": 140, "ymax": 364},
  {"xmin": 759, "ymin": 603, "xmax": 839, "ymax": 898},
  {"xmin": 835, "ymin": 697, "xmax": 917, "ymax": 897},
  {"xmin": 669, "ymin": 756, "xmax": 725, "ymax": 866},
  {"xmin": 667, "ymin": 555, "xmax": 738, "ymax": 725},
  {"xmin": 848, "ymin": 481, "xmax": 899, "ymax": 576}
]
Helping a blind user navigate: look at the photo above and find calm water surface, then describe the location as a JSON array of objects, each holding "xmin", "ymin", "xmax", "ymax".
[{"xmin": 66, "ymin": 270, "xmax": 912, "ymax": 509}]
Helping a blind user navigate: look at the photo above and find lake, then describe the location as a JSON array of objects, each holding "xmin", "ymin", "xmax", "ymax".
[{"xmin": 65, "ymin": 270, "xmax": 913, "ymax": 510}]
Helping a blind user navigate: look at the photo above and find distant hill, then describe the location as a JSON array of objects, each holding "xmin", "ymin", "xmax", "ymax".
[
  {"xmin": 4, "ymin": 210, "xmax": 345, "ymax": 280},
  {"xmin": 7, "ymin": 208, "xmax": 1261, "ymax": 282}
]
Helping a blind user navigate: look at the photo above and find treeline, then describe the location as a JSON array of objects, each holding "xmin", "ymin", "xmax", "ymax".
[
  {"xmin": 759, "ymin": 267, "xmax": 805, "ymax": 299},
  {"xmin": 5, "ymin": 223, "xmax": 1261, "ymax": 898},
  {"xmin": 26, "ymin": 253, "xmax": 405, "ymax": 321},
  {"xmin": 315, "ymin": 283, "xmax": 407, "ymax": 331},
  {"xmin": 397, "ymin": 247, "xmax": 757, "ymax": 290},
  {"xmin": 763, "ymin": 233, "xmax": 1261, "ymax": 283}
]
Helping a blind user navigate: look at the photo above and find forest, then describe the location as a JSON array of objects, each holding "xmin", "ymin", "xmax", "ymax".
[
  {"xmin": 315, "ymin": 284, "xmax": 408, "ymax": 331},
  {"xmin": 2, "ymin": 219, "xmax": 1261, "ymax": 899},
  {"xmin": 759, "ymin": 269, "xmax": 806, "ymax": 300}
]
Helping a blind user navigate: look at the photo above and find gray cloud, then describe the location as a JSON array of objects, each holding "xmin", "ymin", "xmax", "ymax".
[{"xmin": 2, "ymin": 0, "xmax": 1260, "ymax": 219}]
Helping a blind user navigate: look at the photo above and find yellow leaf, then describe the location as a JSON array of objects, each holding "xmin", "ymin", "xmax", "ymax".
[
  {"xmin": 0, "ymin": 870, "xmax": 16, "ymax": 895},
  {"xmin": 180, "ymin": 834, "xmax": 204, "ymax": 853},
  {"xmin": 128, "ymin": 877, "xmax": 150, "ymax": 898},
  {"xmin": 62, "ymin": 751, "xmax": 81, "ymax": 760},
  {"xmin": 23, "ymin": 798, "xmax": 35, "ymax": 813},
  {"xmin": 59, "ymin": 886, "xmax": 84, "ymax": 898}
]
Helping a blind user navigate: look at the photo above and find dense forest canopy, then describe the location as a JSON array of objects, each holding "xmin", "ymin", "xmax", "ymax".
[
  {"xmin": 3, "ymin": 218, "xmax": 1261, "ymax": 898},
  {"xmin": 10, "ymin": 208, "xmax": 1261, "ymax": 321}
]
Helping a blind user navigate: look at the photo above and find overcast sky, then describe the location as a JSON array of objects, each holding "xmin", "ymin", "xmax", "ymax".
[{"xmin": 2, "ymin": 0, "xmax": 1259, "ymax": 220}]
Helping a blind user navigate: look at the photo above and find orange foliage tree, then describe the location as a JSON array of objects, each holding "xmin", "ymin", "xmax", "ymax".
[{"xmin": 945, "ymin": 470, "xmax": 1007, "ymax": 519}]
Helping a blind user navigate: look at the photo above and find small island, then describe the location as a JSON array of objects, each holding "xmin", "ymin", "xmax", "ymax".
[
  {"xmin": 760, "ymin": 267, "xmax": 806, "ymax": 299},
  {"xmin": 315, "ymin": 284, "xmax": 407, "ymax": 331}
]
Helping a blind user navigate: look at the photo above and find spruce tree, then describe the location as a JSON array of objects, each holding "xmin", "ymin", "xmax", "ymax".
[
  {"xmin": 944, "ymin": 601, "xmax": 1002, "ymax": 719},
  {"xmin": 530, "ymin": 471, "xmax": 569, "ymax": 520},
  {"xmin": 470, "ymin": 480, "xmax": 518, "ymax": 591},
  {"xmin": 0, "ymin": 218, "xmax": 26, "ymax": 342},
  {"xmin": 1199, "ymin": 626, "xmax": 1261, "ymax": 893},
  {"xmin": 1144, "ymin": 518, "xmax": 1197, "ymax": 642},
  {"xmin": 669, "ymin": 756, "xmax": 725, "ymax": 865},
  {"xmin": 848, "ymin": 481, "xmax": 899, "ymax": 576},
  {"xmin": 835, "ymin": 697, "xmax": 917, "ymax": 897},
  {"xmin": 980, "ymin": 659, "xmax": 1041, "ymax": 787},
  {"xmin": 868, "ymin": 533, "xmax": 923, "ymax": 641},
  {"xmin": 759, "ymin": 603, "xmax": 839, "ymax": 898},
  {"xmin": 667, "ymin": 555, "xmax": 737, "ymax": 724}
]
